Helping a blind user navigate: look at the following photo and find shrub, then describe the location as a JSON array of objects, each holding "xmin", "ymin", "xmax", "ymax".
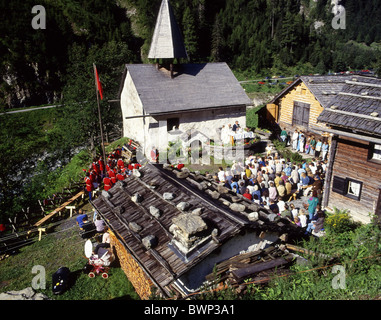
[{"xmin": 325, "ymin": 208, "xmax": 359, "ymax": 233}]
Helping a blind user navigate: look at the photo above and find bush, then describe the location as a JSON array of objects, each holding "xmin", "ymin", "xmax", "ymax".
[{"xmin": 325, "ymin": 208, "xmax": 359, "ymax": 233}]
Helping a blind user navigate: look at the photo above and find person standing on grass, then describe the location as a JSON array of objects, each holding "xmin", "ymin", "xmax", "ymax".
[
  {"xmin": 84, "ymin": 172, "xmax": 93, "ymax": 201},
  {"xmin": 292, "ymin": 130, "xmax": 299, "ymax": 150},
  {"xmin": 310, "ymin": 136, "xmax": 316, "ymax": 155},
  {"xmin": 322, "ymin": 140, "xmax": 329, "ymax": 161},
  {"xmin": 280, "ymin": 128, "xmax": 288, "ymax": 143},
  {"xmin": 305, "ymin": 190, "xmax": 319, "ymax": 221}
]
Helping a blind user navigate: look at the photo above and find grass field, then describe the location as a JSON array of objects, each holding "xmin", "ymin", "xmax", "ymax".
[{"xmin": 0, "ymin": 201, "xmax": 140, "ymax": 300}]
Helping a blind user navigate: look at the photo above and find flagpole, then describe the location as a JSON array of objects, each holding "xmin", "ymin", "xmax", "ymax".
[{"xmin": 93, "ymin": 63, "xmax": 107, "ymax": 173}]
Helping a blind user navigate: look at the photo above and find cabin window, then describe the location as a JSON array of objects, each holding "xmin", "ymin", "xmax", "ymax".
[
  {"xmin": 167, "ymin": 118, "xmax": 180, "ymax": 132},
  {"xmin": 372, "ymin": 144, "xmax": 381, "ymax": 161},
  {"xmin": 332, "ymin": 176, "xmax": 362, "ymax": 201},
  {"xmin": 347, "ymin": 180, "xmax": 362, "ymax": 200}
]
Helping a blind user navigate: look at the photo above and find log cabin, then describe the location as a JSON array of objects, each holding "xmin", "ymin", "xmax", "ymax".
[
  {"xmin": 317, "ymin": 75, "xmax": 381, "ymax": 224},
  {"xmin": 266, "ymin": 75, "xmax": 349, "ymax": 138},
  {"xmin": 90, "ymin": 163, "xmax": 304, "ymax": 299},
  {"xmin": 120, "ymin": 0, "xmax": 252, "ymax": 159}
]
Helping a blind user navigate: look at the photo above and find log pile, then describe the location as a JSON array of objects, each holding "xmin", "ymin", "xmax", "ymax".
[
  {"xmin": 109, "ymin": 231, "xmax": 153, "ymax": 300},
  {"xmin": 205, "ymin": 244, "xmax": 294, "ymax": 286}
]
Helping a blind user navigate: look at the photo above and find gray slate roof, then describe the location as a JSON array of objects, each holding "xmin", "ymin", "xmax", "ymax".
[
  {"xmin": 317, "ymin": 76, "xmax": 381, "ymax": 136},
  {"xmin": 148, "ymin": 0, "xmax": 188, "ymax": 60},
  {"xmin": 271, "ymin": 75, "xmax": 349, "ymax": 108},
  {"xmin": 126, "ymin": 63, "xmax": 252, "ymax": 115}
]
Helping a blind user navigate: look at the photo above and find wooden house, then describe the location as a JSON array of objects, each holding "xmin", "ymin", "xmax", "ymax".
[
  {"xmin": 120, "ymin": 0, "xmax": 252, "ymax": 159},
  {"xmin": 90, "ymin": 163, "xmax": 304, "ymax": 299},
  {"xmin": 266, "ymin": 75, "xmax": 349, "ymax": 137},
  {"xmin": 317, "ymin": 75, "xmax": 381, "ymax": 224}
]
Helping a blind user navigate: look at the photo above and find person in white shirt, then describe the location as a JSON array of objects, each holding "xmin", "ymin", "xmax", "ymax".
[
  {"xmin": 217, "ymin": 167, "xmax": 226, "ymax": 182},
  {"xmin": 292, "ymin": 130, "xmax": 299, "ymax": 150},
  {"xmin": 298, "ymin": 209, "xmax": 308, "ymax": 228}
]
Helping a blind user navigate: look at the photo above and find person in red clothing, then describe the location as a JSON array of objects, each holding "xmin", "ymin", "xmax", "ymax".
[
  {"xmin": 242, "ymin": 188, "xmax": 252, "ymax": 201},
  {"xmin": 115, "ymin": 145, "xmax": 122, "ymax": 158},
  {"xmin": 177, "ymin": 162, "xmax": 185, "ymax": 170},
  {"xmin": 108, "ymin": 168, "xmax": 117, "ymax": 184},
  {"xmin": 116, "ymin": 170, "xmax": 126, "ymax": 181},
  {"xmin": 84, "ymin": 172, "xmax": 93, "ymax": 201},
  {"xmin": 103, "ymin": 174, "xmax": 113, "ymax": 191},
  {"xmin": 133, "ymin": 162, "xmax": 141, "ymax": 170},
  {"xmin": 92, "ymin": 159, "xmax": 100, "ymax": 175},
  {"xmin": 127, "ymin": 161, "xmax": 134, "ymax": 171},
  {"xmin": 98, "ymin": 156, "xmax": 105, "ymax": 174},
  {"xmin": 117, "ymin": 158, "xmax": 125, "ymax": 170},
  {"xmin": 150, "ymin": 146, "xmax": 158, "ymax": 163}
]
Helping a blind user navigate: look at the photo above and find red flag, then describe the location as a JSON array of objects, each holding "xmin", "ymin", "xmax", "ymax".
[{"xmin": 94, "ymin": 64, "xmax": 103, "ymax": 100}]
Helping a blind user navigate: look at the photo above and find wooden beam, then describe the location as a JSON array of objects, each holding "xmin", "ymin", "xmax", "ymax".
[
  {"xmin": 322, "ymin": 135, "xmax": 337, "ymax": 208},
  {"xmin": 34, "ymin": 191, "xmax": 84, "ymax": 227},
  {"xmin": 231, "ymin": 257, "xmax": 289, "ymax": 282},
  {"xmin": 311, "ymin": 124, "xmax": 381, "ymax": 145},
  {"xmin": 345, "ymin": 80, "xmax": 381, "ymax": 89},
  {"xmin": 324, "ymin": 107, "xmax": 381, "ymax": 122},
  {"xmin": 338, "ymin": 91, "xmax": 381, "ymax": 101}
]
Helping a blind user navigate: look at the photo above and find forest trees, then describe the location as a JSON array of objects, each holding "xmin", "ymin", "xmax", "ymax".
[{"xmin": 2, "ymin": 0, "xmax": 380, "ymax": 111}]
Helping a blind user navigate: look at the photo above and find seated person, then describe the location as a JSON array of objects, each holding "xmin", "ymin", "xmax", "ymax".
[
  {"xmin": 76, "ymin": 211, "xmax": 89, "ymax": 230},
  {"xmin": 76, "ymin": 211, "xmax": 95, "ymax": 238}
]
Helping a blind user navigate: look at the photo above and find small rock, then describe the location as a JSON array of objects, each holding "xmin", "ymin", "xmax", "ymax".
[
  {"xmin": 150, "ymin": 206, "xmax": 161, "ymax": 218},
  {"xmin": 248, "ymin": 203, "xmax": 260, "ymax": 212},
  {"xmin": 129, "ymin": 222, "xmax": 142, "ymax": 233},
  {"xmin": 102, "ymin": 190, "xmax": 112, "ymax": 199},
  {"xmin": 176, "ymin": 201, "xmax": 190, "ymax": 211},
  {"xmin": 163, "ymin": 192, "xmax": 175, "ymax": 200},
  {"xmin": 231, "ymin": 196, "xmax": 241, "ymax": 203},
  {"xmin": 113, "ymin": 206, "xmax": 124, "ymax": 214},
  {"xmin": 176, "ymin": 171, "xmax": 189, "ymax": 179},
  {"xmin": 192, "ymin": 208, "xmax": 203, "ymax": 215},
  {"xmin": 142, "ymin": 235, "xmax": 157, "ymax": 249},
  {"xmin": 205, "ymin": 189, "xmax": 220, "ymax": 200},
  {"xmin": 229, "ymin": 203, "xmax": 246, "ymax": 212},
  {"xmin": 131, "ymin": 193, "xmax": 143, "ymax": 203},
  {"xmin": 248, "ymin": 212, "xmax": 259, "ymax": 221},
  {"xmin": 132, "ymin": 169, "xmax": 141, "ymax": 178},
  {"xmin": 217, "ymin": 184, "xmax": 230, "ymax": 194}
]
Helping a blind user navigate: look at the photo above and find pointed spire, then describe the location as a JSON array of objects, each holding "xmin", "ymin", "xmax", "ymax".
[{"xmin": 148, "ymin": 0, "xmax": 188, "ymax": 60}]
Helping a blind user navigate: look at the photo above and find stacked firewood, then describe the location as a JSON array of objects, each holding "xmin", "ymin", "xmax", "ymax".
[{"xmin": 109, "ymin": 231, "xmax": 153, "ymax": 300}]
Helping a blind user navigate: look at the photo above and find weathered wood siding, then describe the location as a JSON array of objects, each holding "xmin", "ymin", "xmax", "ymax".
[
  {"xmin": 278, "ymin": 82, "xmax": 325, "ymax": 133},
  {"xmin": 328, "ymin": 137, "xmax": 381, "ymax": 224},
  {"xmin": 109, "ymin": 230, "xmax": 153, "ymax": 300}
]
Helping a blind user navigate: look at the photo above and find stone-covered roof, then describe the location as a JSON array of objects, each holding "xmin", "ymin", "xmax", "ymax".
[
  {"xmin": 148, "ymin": 0, "xmax": 188, "ymax": 60},
  {"xmin": 125, "ymin": 63, "xmax": 252, "ymax": 115},
  {"xmin": 270, "ymin": 75, "xmax": 350, "ymax": 108},
  {"xmin": 91, "ymin": 163, "xmax": 304, "ymax": 297},
  {"xmin": 317, "ymin": 75, "xmax": 381, "ymax": 136}
]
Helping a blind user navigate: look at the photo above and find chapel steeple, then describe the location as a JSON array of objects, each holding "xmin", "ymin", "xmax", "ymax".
[{"xmin": 148, "ymin": 0, "xmax": 188, "ymax": 61}]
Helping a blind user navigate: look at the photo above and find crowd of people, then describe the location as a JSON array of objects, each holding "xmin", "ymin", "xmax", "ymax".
[
  {"xmin": 213, "ymin": 150, "xmax": 328, "ymax": 236},
  {"xmin": 281, "ymin": 128, "xmax": 330, "ymax": 161},
  {"xmin": 80, "ymin": 137, "xmax": 327, "ymax": 238},
  {"xmin": 83, "ymin": 142, "xmax": 142, "ymax": 200}
]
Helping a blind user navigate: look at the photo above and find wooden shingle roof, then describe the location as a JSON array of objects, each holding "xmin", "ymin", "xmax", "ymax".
[
  {"xmin": 126, "ymin": 63, "xmax": 252, "ymax": 115},
  {"xmin": 270, "ymin": 75, "xmax": 349, "ymax": 108},
  {"xmin": 317, "ymin": 76, "xmax": 381, "ymax": 136},
  {"xmin": 91, "ymin": 163, "xmax": 303, "ymax": 296}
]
